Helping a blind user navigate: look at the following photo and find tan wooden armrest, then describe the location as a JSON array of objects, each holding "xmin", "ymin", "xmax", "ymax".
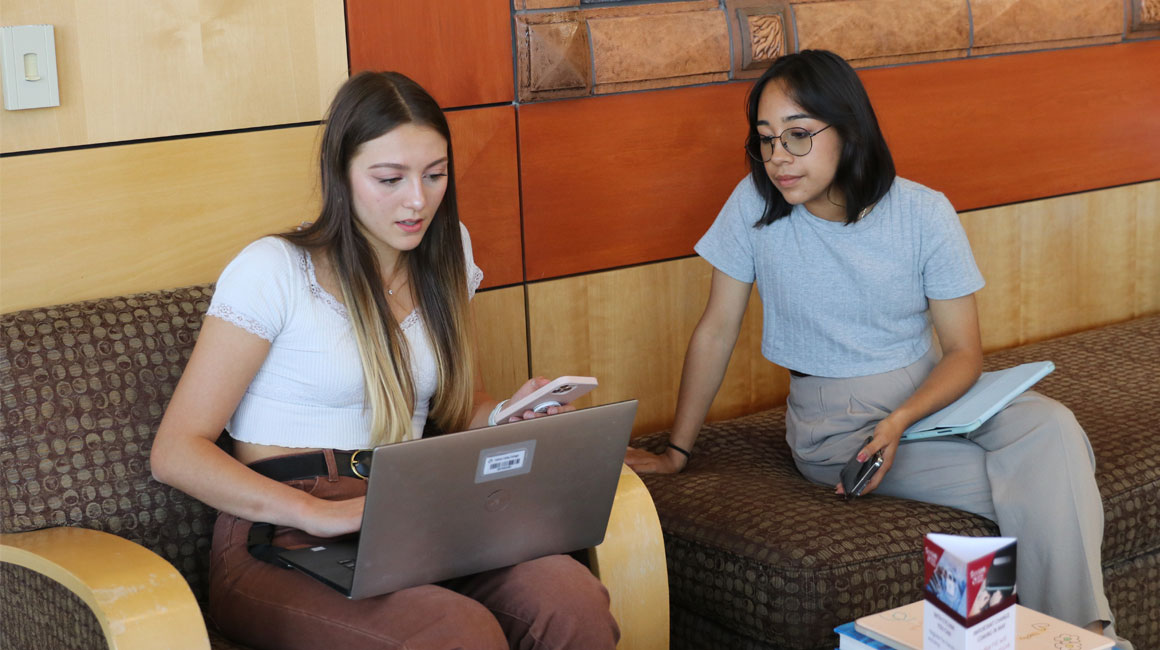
[
  {"xmin": 0, "ymin": 527, "xmax": 210, "ymax": 650},
  {"xmin": 589, "ymin": 464, "xmax": 669, "ymax": 650}
]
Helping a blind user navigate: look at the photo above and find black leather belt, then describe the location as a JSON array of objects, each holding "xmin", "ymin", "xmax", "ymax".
[
  {"xmin": 249, "ymin": 450, "xmax": 373, "ymax": 481},
  {"xmin": 789, "ymin": 369, "xmax": 811, "ymax": 378}
]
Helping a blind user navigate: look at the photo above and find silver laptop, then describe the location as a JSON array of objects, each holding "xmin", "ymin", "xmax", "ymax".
[{"xmin": 276, "ymin": 399, "xmax": 638, "ymax": 599}]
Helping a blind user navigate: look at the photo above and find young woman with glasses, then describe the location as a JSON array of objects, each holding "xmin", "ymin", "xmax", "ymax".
[
  {"xmin": 150, "ymin": 71, "xmax": 618, "ymax": 650},
  {"xmin": 625, "ymin": 49, "xmax": 1128, "ymax": 646}
]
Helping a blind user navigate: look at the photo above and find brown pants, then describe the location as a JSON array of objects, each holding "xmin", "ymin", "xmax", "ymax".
[{"xmin": 208, "ymin": 473, "xmax": 619, "ymax": 650}]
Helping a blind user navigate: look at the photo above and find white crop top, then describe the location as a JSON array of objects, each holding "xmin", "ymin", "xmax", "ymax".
[{"xmin": 206, "ymin": 223, "xmax": 484, "ymax": 449}]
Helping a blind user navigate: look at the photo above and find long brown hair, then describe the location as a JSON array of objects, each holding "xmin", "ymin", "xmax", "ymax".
[{"xmin": 282, "ymin": 71, "xmax": 475, "ymax": 445}]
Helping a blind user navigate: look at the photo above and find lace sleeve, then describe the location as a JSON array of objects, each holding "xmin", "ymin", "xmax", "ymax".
[
  {"xmin": 467, "ymin": 265, "xmax": 484, "ymax": 299},
  {"xmin": 207, "ymin": 304, "xmax": 276, "ymax": 341},
  {"xmin": 207, "ymin": 237, "xmax": 296, "ymax": 340}
]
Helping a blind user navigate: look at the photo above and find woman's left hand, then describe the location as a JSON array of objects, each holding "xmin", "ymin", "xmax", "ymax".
[
  {"xmin": 500, "ymin": 377, "xmax": 577, "ymax": 423},
  {"xmin": 834, "ymin": 416, "xmax": 904, "ymax": 497}
]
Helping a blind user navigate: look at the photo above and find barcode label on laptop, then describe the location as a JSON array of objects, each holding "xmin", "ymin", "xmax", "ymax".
[
  {"xmin": 484, "ymin": 450, "xmax": 526, "ymax": 475},
  {"xmin": 475, "ymin": 440, "xmax": 536, "ymax": 483}
]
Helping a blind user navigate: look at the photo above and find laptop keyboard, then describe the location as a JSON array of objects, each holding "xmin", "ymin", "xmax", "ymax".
[{"xmin": 337, "ymin": 558, "xmax": 356, "ymax": 571}]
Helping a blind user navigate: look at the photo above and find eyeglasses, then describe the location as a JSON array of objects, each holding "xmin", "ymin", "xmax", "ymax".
[{"xmin": 746, "ymin": 124, "xmax": 833, "ymax": 162}]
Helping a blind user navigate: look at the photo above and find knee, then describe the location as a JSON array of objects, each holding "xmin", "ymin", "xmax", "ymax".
[
  {"xmin": 445, "ymin": 598, "xmax": 508, "ymax": 650},
  {"xmin": 1037, "ymin": 396, "xmax": 1089, "ymax": 445},
  {"xmin": 1021, "ymin": 393, "xmax": 1095, "ymax": 466},
  {"xmin": 1037, "ymin": 394, "xmax": 1077, "ymax": 427},
  {"xmin": 504, "ymin": 555, "xmax": 619, "ymax": 649}
]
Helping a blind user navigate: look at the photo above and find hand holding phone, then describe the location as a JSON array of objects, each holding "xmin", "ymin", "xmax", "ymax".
[
  {"xmin": 839, "ymin": 436, "xmax": 884, "ymax": 499},
  {"xmin": 494, "ymin": 376, "xmax": 598, "ymax": 424}
]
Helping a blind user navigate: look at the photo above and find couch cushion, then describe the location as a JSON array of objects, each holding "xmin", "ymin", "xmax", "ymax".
[
  {"xmin": 633, "ymin": 314, "xmax": 1160, "ymax": 650},
  {"xmin": 1, "ymin": 286, "xmax": 218, "ymax": 604}
]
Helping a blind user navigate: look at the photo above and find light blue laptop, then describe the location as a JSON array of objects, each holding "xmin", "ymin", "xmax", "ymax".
[{"xmin": 899, "ymin": 361, "xmax": 1055, "ymax": 441}]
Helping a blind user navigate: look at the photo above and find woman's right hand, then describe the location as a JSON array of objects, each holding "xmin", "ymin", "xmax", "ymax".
[
  {"xmin": 625, "ymin": 447, "xmax": 686, "ymax": 474},
  {"xmin": 299, "ymin": 494, "xmax": 367, "ymax": 538}
]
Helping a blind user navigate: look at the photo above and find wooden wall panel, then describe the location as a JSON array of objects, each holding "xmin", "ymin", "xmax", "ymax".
[
  {"xmin": 0, "ymin": 0, "xmax": 347, "ymax": 153},
  {"xmin": 520, "ymin": 82, "xmax": 751, "ymax": 281},
  {"xmin": 959, "ymin": 207, "xmax": 1023, "ymax": 352},
  {"xmin": 527, "ymin": 257, "xmax": 787, "ymax": 437},
  {"xmin": 0, "ymin": 126, "xmax": 321, "ymax": 313},
  {"xmin": 474, "ymin": 286, "xmax": 530, "ymax": 401},
  {"xmin": 960, "ymin": 181, "xmax": 1158, "ymax": 349},
  {"xmin": 447, "ymin": 106, "xmax": 522, "ymax": 288},
  {"xmin": 1018, "ymin": 186, "xmax": 1141, "ymax": 343},
  {"xmin": 1136, "ymin": 181, "xmax": 1160, "ymax": 317},
  {"xmin": 346, "ymin": 0, "xmax": 514, "ymax": 109},
  {"xmin": 863, "ymin": 41, "xmax": 1160, "ymax": 213}
]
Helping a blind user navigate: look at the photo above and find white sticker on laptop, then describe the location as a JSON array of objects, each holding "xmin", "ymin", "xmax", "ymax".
[
  {"xmin": 484, "ymin": 450, "xmax": 525, "ymax": 474},
  {"xmin": 476, "ymin": 440, "xmax": 536, "ymax": 483}
]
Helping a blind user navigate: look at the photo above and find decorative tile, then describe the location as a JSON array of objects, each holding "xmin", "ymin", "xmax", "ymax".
[
  {"xmin": 971, "ymin": 0, "xmax": 1122, "ymax": 49},
  {"xmin": 1143, "ymin": 0, "xmax": 1160, "ymax": 23},
  {"xmin": 515, "ymin": 0, "xmax": 579, "ymax": 8},
  {"xmin": 793, "ymin": 0, "xmax": 969, "ymax": 66},
  {"xmin": 528, "ymin": 21, "xmax": 590, "ymax": 92},
  {"xmin": 588, "ymin": 10, "xmax": 730, "ymax": 86},
  {"xmin": 516, "ymin": 15, "xmax": 592, "ymax": 102},
  {"xmin": 747, "ymin": 15, "xmax": 785, "ymax": 63},
  {"xmin": 727, "ymin": 0, "xmax": 792, "ymax": 78},
  {"xmin": 742, "ymin": 8, "xmax": 789, "ymax": 71},
  {"xmin": 515, "ymin": 1, "xmax": 725, "ymax": 100},
  {"xmin": 1130, "ymin": 0, "xmax": 1160, "ymax": 37}
]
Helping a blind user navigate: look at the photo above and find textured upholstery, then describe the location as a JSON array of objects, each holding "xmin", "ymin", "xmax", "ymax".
[
  {"xmin": 0, "ymin": 562, "xmax": 108, "ymax": 650},
  {"xmin": 0, "ymin": 286, "xmax": 232, "ymax": 647},
  {"xmin": 633, "ymin": 315, "xmax": 1160, "ymax": 650}
]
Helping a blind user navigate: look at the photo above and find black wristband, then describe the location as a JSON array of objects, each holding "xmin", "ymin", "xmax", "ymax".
[{"xmin": 666, "ymin": 442, "xmax": 691, "ymax": 460}]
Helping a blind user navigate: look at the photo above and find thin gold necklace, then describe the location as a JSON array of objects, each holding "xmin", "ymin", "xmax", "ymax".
[{"xmin": 385, "ymin": 272, "xmax": 408, "ymax": 297}]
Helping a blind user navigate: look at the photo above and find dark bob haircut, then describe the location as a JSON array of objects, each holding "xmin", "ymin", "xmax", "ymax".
[{"xmin": 745, "ymin": 49, "xmax": 895, "ymax": 227}]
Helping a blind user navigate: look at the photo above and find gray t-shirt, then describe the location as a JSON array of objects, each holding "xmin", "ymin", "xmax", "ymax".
[{"xmin": 695, "ymin": 176, "xmax": 984, "ymax": 378}]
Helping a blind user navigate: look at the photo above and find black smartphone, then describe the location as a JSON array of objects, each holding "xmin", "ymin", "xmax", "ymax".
[{"xmin": 839, "ymin": 436, "xmax": 884, "ymax": 498}]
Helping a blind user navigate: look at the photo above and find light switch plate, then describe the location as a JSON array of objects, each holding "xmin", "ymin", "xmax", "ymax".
[{"xmin": 1, "ymin": 24, "xmax": 60, "ymax": 110}]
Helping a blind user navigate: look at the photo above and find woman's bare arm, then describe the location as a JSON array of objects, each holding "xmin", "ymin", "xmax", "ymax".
[
  {"xmin": 626, "ymin": 269, "xmax": 752, "ymax": 473},
  {"xmin": 849, "ymin": 293, "xmax": 983, "ymax": 495},
  {"xmin": 150, "ymin": 317, "xmax": 364, "ymax": 537}
]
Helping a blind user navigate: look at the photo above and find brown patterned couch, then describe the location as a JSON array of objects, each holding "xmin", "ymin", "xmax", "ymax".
[
  {"xmin": 0, "ymin": 285, "xmax": 669, "ymax": 650},
  {"xmin": 632, "ymin": 315, "xmax": 1160, "ymax": 650}
]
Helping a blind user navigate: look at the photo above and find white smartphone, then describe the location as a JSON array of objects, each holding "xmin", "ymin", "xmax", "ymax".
[{"xmin": 494, "ymin": 376, "xmax": 598, "ymax": 423}]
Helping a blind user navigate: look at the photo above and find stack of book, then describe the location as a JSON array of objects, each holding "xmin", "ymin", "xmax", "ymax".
[{"xmin": 834, "ymin": 600, "xmax": 1117, "ymax": 650}]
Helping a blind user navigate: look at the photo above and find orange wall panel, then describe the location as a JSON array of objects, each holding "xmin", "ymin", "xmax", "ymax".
[
  {"xmin": 448, "ymin": 106, "xmax": 523, "ymax": 288},
  {"xmin": 519, "ymin": 82, "xmax": 751, "ymax": 281},
  {"xmin": 347, "ymin": 0, "xmax": 515, "ymax": 108},
  {"xmin": 863, "ymin": 41, "xmax": 1160, "ymax": 212}
]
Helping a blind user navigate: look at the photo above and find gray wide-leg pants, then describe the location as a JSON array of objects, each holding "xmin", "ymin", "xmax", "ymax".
[{"xmin": 785, "ymin": 347, "xmax": 1112, "ymax": 629}]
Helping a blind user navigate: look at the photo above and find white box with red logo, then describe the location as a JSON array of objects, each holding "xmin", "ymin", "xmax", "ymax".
[{"xmin": 922, "ymin": 533, "xmax": 1017, "ymax": 650}]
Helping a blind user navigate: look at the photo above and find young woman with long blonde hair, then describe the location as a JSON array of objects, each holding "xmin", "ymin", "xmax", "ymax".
[{"xmin": 151, "ymin": 71, "xmax": 618, "ymax": 649}]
